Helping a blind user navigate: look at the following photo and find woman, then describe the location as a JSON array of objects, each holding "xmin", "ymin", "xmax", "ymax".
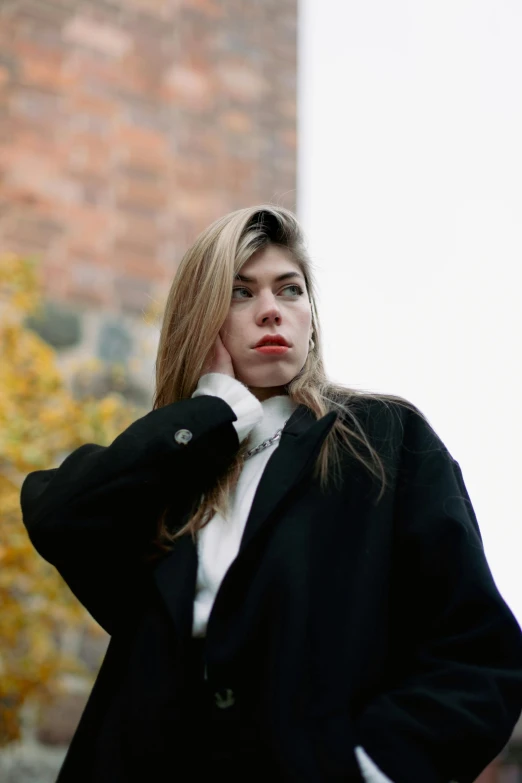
[{"xmin": 21, "ymin": 205, "xmax": 522, "ymax": 783}]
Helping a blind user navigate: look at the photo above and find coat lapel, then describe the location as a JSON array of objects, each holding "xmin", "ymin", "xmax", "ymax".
[
  {"xmin": 239, "ymin": 404, "xmax": 338, "ymax": 552},
  {"xmin": 153, "ymin": 403, "xmax": 338, "ymax": 639}
]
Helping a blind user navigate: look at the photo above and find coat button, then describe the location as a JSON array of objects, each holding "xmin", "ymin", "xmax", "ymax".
[
  {"xmin": 174, "ymin": 428, "xmax": 192, "ymax": 445},
  {"xmin": 214, "ymin": 688, "xmax": 235, "ymax": 709}
]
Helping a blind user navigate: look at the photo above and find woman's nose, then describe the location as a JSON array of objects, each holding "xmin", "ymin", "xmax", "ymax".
[
  {"xmin": 256, "ymin": 293, "xmax": 282, "ymax": 325},
  {"xmin": 257, "ymin": 302, "xmax": 281, "ymax": 325},
  {"xmin": 261, "ymin": 309, "xmax": 281, "ymax": 325}
]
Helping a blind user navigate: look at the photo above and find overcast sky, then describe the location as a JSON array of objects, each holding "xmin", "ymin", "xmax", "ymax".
[{"xmin": 298, "ymin": 0, "xmax": 522, "ymax": 623}]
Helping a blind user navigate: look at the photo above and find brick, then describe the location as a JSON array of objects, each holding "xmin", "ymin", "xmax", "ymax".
[
  {"xmin": 63, "ymin": 15, "xmax": 132, "ymax": 59},
  {"xmin": 5, "ymin": 0, "xmax": 72, "ymax": 29},
  {"xmin": 18, "ymin": 43, "xmax": 70, "ymax": 90},
  {"xmin": 117, "ymin": 162, "xmax": 165, "ymax": 182},
  {"xmin": 125, "ymin": 0, "xmax": 175, "ymax": 18},
  {"xmin": 71, "ymin": 175, "xmax": 109, "ymax": 207},
  {"xmin": 9, "ymin": 162, "xmax": 83, "ymax": 206},
  {"xmin": 280, "ymin": 127, "xmax": 297, "ymax": 149},
  {"xmin": 2, "ymin": 210, "xmax": 64, "ymax": 254},
  {"xmin": 65, "ymin": 135, "xmax": 114, "ymax": 177},
  {"xmin": 115, "ymin": 248, "xmax": 164, "ymax": 280},
  {"xmin": 114, "ymin": 231, "xmax": 159, "ymax": 258},
  {"xmin": 115, "ymin": 201, "xmax": 161, "ymax": 222},
  {"xmin": 216, "ymin": 61, "xmax": 270, "ymax": 101},
  {"xmin": 182, "ymin": 0, "xmax": 225, "ymax": 17},
  {"xmin": 220, "ymin": 110, "xmax": 253, "ymax": 134},
  {"xmin": 116, "ymin": 178, "xmax": 167, "ymax": 214},
  {"xmin": 130, "ymin": 31, "xmax": 172, "ymax": 66},
  {"xmin": 41, "ymin": 263, "xmax": 69, "ymax": 298},
  {"xmin": 174, "ymin": 158, "xmax": 215, "ymax": 189},
  {"xmin": 10, "ymin": 87, "xmax": 64, "ymax": 123},
  {"xmin": 277, "ymin": 98, "xmax": 296, "ymax": 120},
  {"xmin": 66, "ymin": 205, "xmax": 113, "ymax": 249},
  {"xmin": 115, "ymin": 123, "xmax": 170, "ymax": 157},
  {"xmin": 0, "ymin": 66, "xmax": 11, "ymax": 88},
  {"xmin": 163, "ymin": 64, "xmax": 214, "ymax": 106},
  {"xmin": 122, "ymin": 99, "xmax": 170, "ymax": 134},
  {"xmin": 68, "ymin": 91, "xmax": 118, "ymax": 120},
  {"xmin": 115, "ymin": 210, "xmax": 161, "ymax": 237}
]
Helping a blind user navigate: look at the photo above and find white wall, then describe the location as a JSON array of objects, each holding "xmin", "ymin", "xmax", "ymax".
[{"xmin": 298, "ymin": 0, "xmax": 522, "ymax": 623}]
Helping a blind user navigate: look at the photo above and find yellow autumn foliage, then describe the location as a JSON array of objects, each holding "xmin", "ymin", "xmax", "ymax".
[{"xmin": 0, "ymin": 255, "xmax": 143, "ymax": 745}]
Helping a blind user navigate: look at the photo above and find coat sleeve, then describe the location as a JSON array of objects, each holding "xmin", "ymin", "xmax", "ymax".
[
  {"xmin": 20, "ymin": 395, "xmax": 239, "ymax": 635},
  {"xmin": 353, "ymin": 408, "xmax": 522, "ymax": 783}
]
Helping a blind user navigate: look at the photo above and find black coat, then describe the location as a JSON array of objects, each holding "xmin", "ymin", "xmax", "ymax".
[{"xmin": 20, "ymin": 393, "xmax": 522, "ymax": 783}]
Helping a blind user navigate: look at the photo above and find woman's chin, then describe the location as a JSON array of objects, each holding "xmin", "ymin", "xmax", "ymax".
[{"xmin": 237, "ymin": 370, "xmax": 295, "ymax": 391}]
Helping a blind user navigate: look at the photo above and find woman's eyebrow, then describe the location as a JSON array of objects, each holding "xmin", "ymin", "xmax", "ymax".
[{"xmin": 234, "ymin": 271, "xmax": 304, "ymax": 284}]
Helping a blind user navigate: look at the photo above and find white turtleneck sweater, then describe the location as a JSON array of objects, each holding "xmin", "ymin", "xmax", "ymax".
[{"xmin": 190, "ymin": 373, "xmax": 393, "ymax": 783}]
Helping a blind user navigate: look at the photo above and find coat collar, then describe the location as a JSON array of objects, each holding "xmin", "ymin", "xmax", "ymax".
[
  {"xmin": 153, "ymin": 403, "xmax": 338, "ymax": 639},
  {"xmin": 238, "ymin": 403, "xmax": 338, "ymax": 552}
]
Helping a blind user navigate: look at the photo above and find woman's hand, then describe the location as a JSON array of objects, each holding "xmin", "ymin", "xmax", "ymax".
[{"xmin": 202, "ymin": 334, "xmax": 235, "ymax": 379}]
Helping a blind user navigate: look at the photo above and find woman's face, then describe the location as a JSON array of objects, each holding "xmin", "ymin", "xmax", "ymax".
[{"xmin": 219, "ymin": 245, "xmax": 313, "ymax": 401}]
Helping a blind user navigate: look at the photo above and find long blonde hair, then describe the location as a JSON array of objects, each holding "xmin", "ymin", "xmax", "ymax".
[{"xmin": 153, "ymin": 204, "xmax": 423, "ymax": 551}]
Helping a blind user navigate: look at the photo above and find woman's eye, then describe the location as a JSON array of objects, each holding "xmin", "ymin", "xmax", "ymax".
[
  {"xmin": 282, "ymin": 284, "xmax": 304, "ymax": 296},
  {"xmin": 231, "ymin": 287, "xmax": 250, "ymax": 299},
  {"xmin": 231, "ymin": 285, "xmax": 304, "ymax": 299}
]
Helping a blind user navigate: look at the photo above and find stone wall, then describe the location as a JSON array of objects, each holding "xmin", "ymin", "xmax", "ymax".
[
  {"xmin": 0, "ymin": 0, "xmax": 297, "ymax": 403},
  {"xmin": 0, "ymin": 0, "xmax": 297, "ymax": 778},
  {"xmin": 0, "ymin": 623, "xmax": 110, "ymax": 781}
]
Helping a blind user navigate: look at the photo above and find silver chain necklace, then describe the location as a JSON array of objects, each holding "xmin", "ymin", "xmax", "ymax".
[{"xmin": 245, "ymin": 418, "xmax": 290, "ymax": 459}]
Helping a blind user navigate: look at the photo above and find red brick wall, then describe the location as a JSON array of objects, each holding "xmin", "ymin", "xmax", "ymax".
[{"xmin": 0, "ymin": 0, "xmax": 297, "ymax": 314}]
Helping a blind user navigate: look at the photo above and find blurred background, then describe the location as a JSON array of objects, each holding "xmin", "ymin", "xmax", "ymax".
[{"xmin": 0, "ymin": 0, "xmax": 520, "ymax": 780}]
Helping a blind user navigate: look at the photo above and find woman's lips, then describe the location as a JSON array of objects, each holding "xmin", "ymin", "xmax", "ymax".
[{"xmin": 254, "ymin": 345, "xmax": 289, "ymax": 355}]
